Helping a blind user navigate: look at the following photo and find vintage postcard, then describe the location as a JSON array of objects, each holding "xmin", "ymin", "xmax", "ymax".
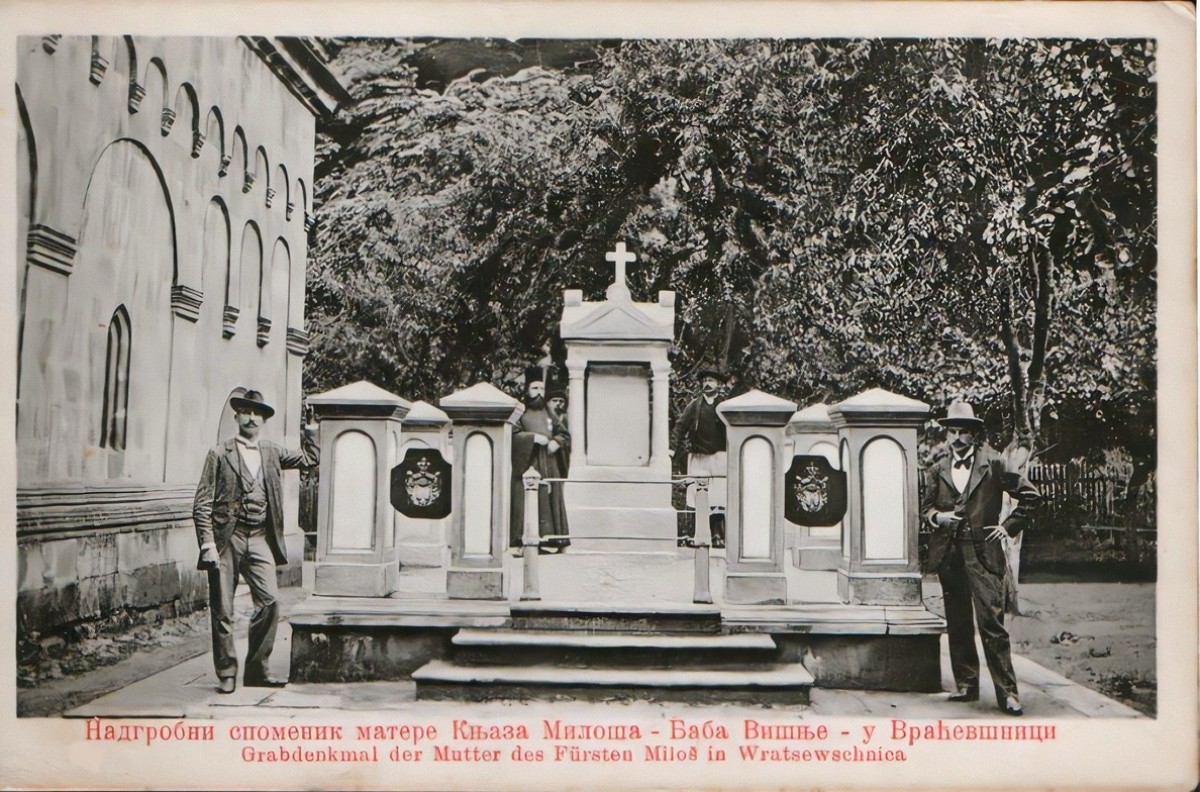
[{"xmin": 0, "ymin": 1, "xmax": 1195, "ymax": 790}]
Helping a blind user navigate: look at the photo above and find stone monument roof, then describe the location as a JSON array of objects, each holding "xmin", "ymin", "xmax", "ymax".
[
  {"xmin": 836, "ymin": 387, "xmax": 928, "ymax": 410},
  {"xmin": 717, "ymin": 389, "xmax": 797, "ymax": 427},
  {"xmin": 309, "ymin": 380, "xmax": 411, "ymax": 408},
  {"xmin": 786, "ymin": 402, "xmax": 836, "ymax": 434},
  {"xmin": 559, "ymin": 241, "xmax": 675, "ymax": 342},
  {"xmin": 829, "ymin": 387, "xmax": 930, "ymax": 427},
  {"xmin": 560, "ymin": 298, "xmax": 675, "ymax": 342},
  {"xmin": 440, "ymin": 382, "xmax": 519, "ymax": 408},
  {"xmin": 403, "ymin": 399, "xmax": 451, "ymax": 428},
  {"xmin": 439, "ymin": 382, "xmax": 525, "ymax": 424},
  {"xmin": 308, "ymin": 380, "xmax": 412, "ymax": 420}
]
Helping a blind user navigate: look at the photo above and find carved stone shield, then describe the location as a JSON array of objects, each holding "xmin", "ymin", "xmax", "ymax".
[
  {"xmin": 784, "ymin": 455, "xmax": 847, "ymax": 527},
  {"xmin": 390, "ymin": 448, "xmax": 452, "ymax": 519}
]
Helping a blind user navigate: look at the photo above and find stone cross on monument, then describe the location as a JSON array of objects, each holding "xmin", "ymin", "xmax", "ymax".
[{"xmin": 605, "ymin": 241, "xmax": 636, "ymax": 301}]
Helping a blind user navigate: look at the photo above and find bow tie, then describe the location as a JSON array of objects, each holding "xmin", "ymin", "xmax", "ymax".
[{"xmin": 953, "ymin": 455, "xmax": 973, "ymax": 470}]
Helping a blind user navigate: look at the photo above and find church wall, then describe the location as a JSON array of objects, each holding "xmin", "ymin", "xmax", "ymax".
[{"xmin": 16, "ymin": 36, "xmax": 321, "ymax": 637}]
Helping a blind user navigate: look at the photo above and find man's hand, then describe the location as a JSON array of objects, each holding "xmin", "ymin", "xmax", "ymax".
[
  {"xmin": 533, "ymin": 433, "xmax": 549, "ymax": 446},
  {"xmin": 985, "ymin": 525, "xmax": 1011, "ymax": 543},
  {"xmin": 1001, "ymin": 443, "xmax": 1031, "ymax": 474},
  {"xmin": 200, "ymin": 546, "xmax": 220, "ymax": 568},
  {"xmin": 933, "ymin": 511, "xmax": 962, "ymax": 529},
  {"xmin": 547, "ymin": 440, "xmax": 561, "ymax": 454}
]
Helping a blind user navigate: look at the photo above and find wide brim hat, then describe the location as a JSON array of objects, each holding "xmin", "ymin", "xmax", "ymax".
[
  {"xmin": 696, "ymin": 367, "xmax": 730, "ymax": 382},
  {"xmin": 938, "ymin": 401, "xmax": 984, "ymax": 429},
  {"xmin": 229, "ymin": 389, "xmax": 275, "ymax": 419}
]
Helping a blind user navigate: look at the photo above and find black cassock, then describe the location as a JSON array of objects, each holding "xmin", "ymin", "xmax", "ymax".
[{"xmin": 510, "ymin": 406, "xmax": 571, "ymax": 549}]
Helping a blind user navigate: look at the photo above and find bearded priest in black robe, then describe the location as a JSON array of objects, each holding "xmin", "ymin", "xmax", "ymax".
[{"xmin": 510, "ymin": 367, "xmax": 571, "ymax": 552}]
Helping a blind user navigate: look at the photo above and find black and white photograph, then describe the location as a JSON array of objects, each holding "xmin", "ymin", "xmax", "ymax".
[{"xmin": 2, "ymin": 2, "xmax": 1195, "ymax": 790}]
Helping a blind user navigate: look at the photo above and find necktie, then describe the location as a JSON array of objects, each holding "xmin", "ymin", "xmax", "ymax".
[{"xmin": 954, "ymin": 455, "xmax": 972, "ymax": 470}]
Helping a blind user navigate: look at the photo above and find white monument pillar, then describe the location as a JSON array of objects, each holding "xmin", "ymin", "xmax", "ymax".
[
  {"xmin": 829, "ymin": 388, "xmax": 930, "ymax": 606},
  {"xmin": 565, "ymin": 350, "xmax": 587, "ymax": 472},
  {"xmin": 718, "ymin": 389, "xmax": 797, "ymax": 605},
  {"xmin": 308, "ymin": 381, "xmax": 412, "ymax": 597},
  {"xmin": 785, "ymin": 403, "xmax": 842, "ymax": 570},
  {"xmin": 439, "ymin": 383, "xmax": 523, "ymax": 599},
  {"xmin": 558, "ymin": 242, "xmax": 676, "ymax": 553},
  {"xmin": 395, "ymin": 400, "xmax": 452, "ymax": 568},
  {"xmin": 650, "ymin": 357, "xmax": 672, "ymax": 468}
]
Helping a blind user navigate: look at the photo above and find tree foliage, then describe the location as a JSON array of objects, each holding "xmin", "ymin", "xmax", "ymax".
[{"xmin": 307, "ymin": 37, "xmax": 1156, "ymax": 476}]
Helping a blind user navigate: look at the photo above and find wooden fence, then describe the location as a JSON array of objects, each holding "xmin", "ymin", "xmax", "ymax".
[{"xmin": 1026, "ymin": 460, "xmax": 1129, "ymax": 522}]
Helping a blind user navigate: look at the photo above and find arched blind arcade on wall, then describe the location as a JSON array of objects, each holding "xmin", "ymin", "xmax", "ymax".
[{"xmin": 100, "ymin": 305, "xmax": 131, "ymax": 451}]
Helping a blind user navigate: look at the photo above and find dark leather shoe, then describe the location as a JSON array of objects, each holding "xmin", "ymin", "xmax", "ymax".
[
  {"xmin": 244, "ymin": 677, "xmax": 287, "ymax": 689},
  {"xmin": 947, "ymin": 687, "xmax": 979, "ymax": 702},
  {"xmin": 1002, "ymin": 696, "xmax": 1023, "ymax": 716},
  {"xmin": 217, "ymin": 677, "xmax": 236, "ymax": 694}
]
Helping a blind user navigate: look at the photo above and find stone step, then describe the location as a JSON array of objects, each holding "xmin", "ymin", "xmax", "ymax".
[
  {"xmin": 451, "ymin": 628, "xmax": 777, "ymax": 667},
  {"xmin": 508, "ymin": 602, "xmax": 722, "ymax": 633},
  {"xmin": 412, "ymin": 660, "xmax": 814, "ymax": 704}
]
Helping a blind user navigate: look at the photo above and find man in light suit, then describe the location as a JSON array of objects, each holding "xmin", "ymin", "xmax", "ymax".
[
  {"xmin": 193, "ymin": 390, "xmax": 317, "ymax": 693},
  {"xmin": 922, "ymin": 401, "xmax": 1041, "ymax": 716}
]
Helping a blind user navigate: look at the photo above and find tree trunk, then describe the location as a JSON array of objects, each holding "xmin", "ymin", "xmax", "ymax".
[{"xmin": 997, "ymin": 249, "xmax": 1057, "ymax": 615}]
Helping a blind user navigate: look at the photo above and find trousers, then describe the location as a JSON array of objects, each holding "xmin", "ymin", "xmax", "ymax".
[
  {"xmin": 207, "ymin": 521, "xmax": 279, "ymax": 683},
  {"xmin": 684, "ymin": 451, "xmax": 727, "ymax": 510},
  {"xmin": 938, "ymin": 538, "xmax": 1019, "ymax": 705}
]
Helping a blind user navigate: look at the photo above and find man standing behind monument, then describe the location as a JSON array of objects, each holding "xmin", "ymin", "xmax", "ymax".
[
  {"xmin": 546, "ymin": 375, "xmax": 571, "ymax": 476},
  {"xmin": 193, "ymin": 390, "xmax": 318, "ymax": 693},
  {"xmin": 922, "ymin": 401, "xmax": 1040, "ymax": 716},
  {"xmin": 511, "ymin": 367, "xmax": 571, "ymax": 553},
  {"xmin": 670, "ymin": 368, "xmax": 729, "ymax": 548}
]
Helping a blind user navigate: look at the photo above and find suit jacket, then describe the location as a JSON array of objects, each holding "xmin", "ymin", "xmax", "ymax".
[
  {"xmin": 921, "ymin": 443, "xmax": 1041, "ymax": 576},
  {"xmin": 193, "ymin": 435, "xmax": 318, "ymax": 570},
  {"xmin": 670, "ymin": 396, "xmax": 727, "ymax": 457}
]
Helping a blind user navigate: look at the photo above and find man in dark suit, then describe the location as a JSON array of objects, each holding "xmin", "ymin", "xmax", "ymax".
[
  {"xmin": 670, "ymin": 367, "xmax": 729, "ymax": 548},
  {"xmin": 193, "ymin": 390, "xmax": 317, "ymax": 693},
  {"xmin": 922, "ymin": 401, "xmax": 1041, "ymax": 716}
]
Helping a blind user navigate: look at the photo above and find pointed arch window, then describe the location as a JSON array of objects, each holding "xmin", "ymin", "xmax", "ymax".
[{"xmin": 101, "ymin": 305, "xmax": 131, "ymax": 451}]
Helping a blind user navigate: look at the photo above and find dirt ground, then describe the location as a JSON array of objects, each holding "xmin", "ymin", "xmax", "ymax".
[
  {"xmin": 923, "ymin": 580, "xmax": 1156, "ymax": 716},
  {"xmin": 17, "ymin": 588, "xmax": 310, "ymax": 717}
]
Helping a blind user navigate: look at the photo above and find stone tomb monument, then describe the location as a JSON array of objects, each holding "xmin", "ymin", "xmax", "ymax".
[{"xmin": 559, "ymin": 243, "xmax": 676, "ymax": 552}]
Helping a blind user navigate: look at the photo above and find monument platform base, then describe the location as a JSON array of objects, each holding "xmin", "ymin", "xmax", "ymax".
[
  {"xmin": 838, "ymin": 570, "xmax": 924, "ymax": 606},
  {"xmin": 725, "ymin": 571, "xmax": 788, "ymax": 605},
  {"xmin": 289, "ymin": 595, "xmax": 944, "ymax": 693},
  {"xmin": 447, "ymin": 567, "xmax": 504, "ymax": 600},
  {"xmin": 564, "ymin": 505, "xmax": 678, "ymax": 553},
  {"xmin": 397, "ymin": 540, "xmax": 448, "ymax": 568},
  {"xmin": 795, "ymin": 543, "xmax": 840, "ymax": 570},
  {"xmin": 313, "ymin": 560, "xmax": 399, "ymax": 597}
]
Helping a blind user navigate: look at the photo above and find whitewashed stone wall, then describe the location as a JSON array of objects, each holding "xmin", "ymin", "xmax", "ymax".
[{"xmin": 16, "ymin": 36, "xmax": 340, "ymax": 635}]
